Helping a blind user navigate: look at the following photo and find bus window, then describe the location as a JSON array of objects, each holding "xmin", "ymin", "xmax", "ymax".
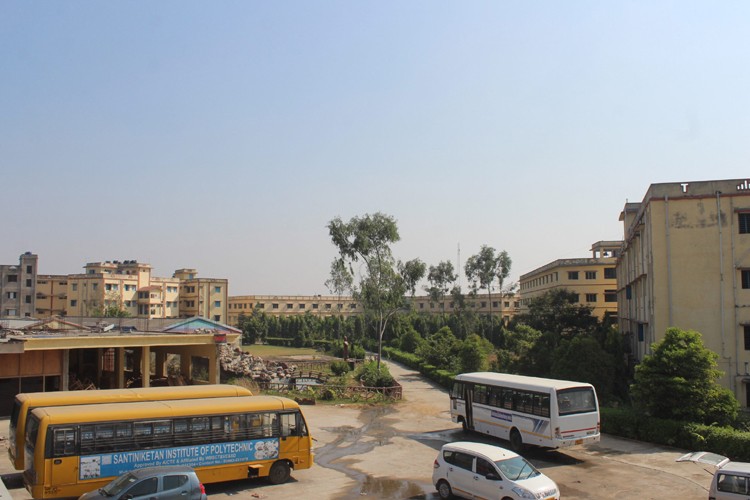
[
  {"xmin": 52, "ymin": 428, "xmax": 77, "ymax": 457},
  {"xmin": 280, "ymin": 413, "xmax": 297, "ymax": 437},
  {"xmin": 557, "ymin": 387, "xmax": 597, "ymax": 415}
]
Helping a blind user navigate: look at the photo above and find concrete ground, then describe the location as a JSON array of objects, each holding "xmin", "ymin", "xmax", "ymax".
[{"xmin": 0, "ymin": 360, "xmax": 716, "ymax": 499}]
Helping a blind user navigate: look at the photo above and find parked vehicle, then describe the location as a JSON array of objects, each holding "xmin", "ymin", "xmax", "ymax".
[
  {"xmin": 678, "ymin": 451, "xmax": 750, "ymax": 500},
  {"xmin": 78, "ymin": 465, "xmax": 207, "ymax": 500},
  {"xmin": 432, "ymin": 441, "xmax": 560, "ymax": 500}
]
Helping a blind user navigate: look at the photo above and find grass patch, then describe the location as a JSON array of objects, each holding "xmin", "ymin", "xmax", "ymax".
[{"xmin": 242, "ymin": 344, "xmax": 320, "ymax": 358}]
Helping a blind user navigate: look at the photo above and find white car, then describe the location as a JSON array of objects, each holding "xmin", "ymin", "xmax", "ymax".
[
  {"xmin": 432, "ymin": 441, "xmax": 560, "ymax": 500},
  {"xmin": 677, "ymin": 451, "xmax": 750, "ymax": 500}
]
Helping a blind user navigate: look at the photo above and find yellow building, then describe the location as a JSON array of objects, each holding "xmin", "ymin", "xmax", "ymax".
[
  {"xmin": 173, "ymin": 269, "xmax": 228, "ymax": 324},
  {"xmin": 617, "ymin": 179, "xmax": 750, "ymax": 405},
  {"xmin": 227, "ymin": 293, "xmax": 520, "ymax": 326},
  {"xmin": 228, "ymin": 295, "xmax": 360, "ymax": 325},
  {"xmin": 35, "ymin": 275, "xmax": 68, "ymax": 317},
  {"xmin": 518, "ymin": 241, "xmax": 621, "ymax": 320}
]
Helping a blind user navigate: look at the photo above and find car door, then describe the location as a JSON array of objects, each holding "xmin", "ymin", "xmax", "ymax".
[
  {"xmin": 473, "ymin": 457, "xmax": 507, "ymax": 499},
  {"xmin": 157, "ymin": 473, "xmax": 195, "ymax": 500},
  {"xmin": 443, "ymin": 450, "xmax": 476, "ymax": 499}
]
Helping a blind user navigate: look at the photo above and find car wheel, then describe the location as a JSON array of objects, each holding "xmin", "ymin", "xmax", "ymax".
[
  {"xmin": 509, "ymin": 429, "xmax": 524, "ymax": 452},
  {"xmin": 436, "ymin": 479, "xmax": 453, "ymax": 499},
  {"xmin": 268, "ymin": 461, "xmax": 291, "ymax": 484}
]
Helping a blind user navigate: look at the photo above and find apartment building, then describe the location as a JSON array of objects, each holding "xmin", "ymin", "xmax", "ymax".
[
  {"xmin": 518, "ymin": 241, "xmax": 621, "ymax": 320},
  {"xmin": 617, "ymin": 179, "xmax": 750, "ymax": 405},
  {"xmin": 174, "ymin": 269, "xmax": 228, "ymax": 324},
  {"xmin": 35, "ymin": 275, "xmax": 68, "ymax": 317},
  {"xmin": 228, "ymin": 295, "xmax": 360, "ymax": 325},
  {"xmin": 0, "ymin": 252, "xmax": 37, "ymax": 318},
  {"xmin": 227, "ymin": 292, "xmax": 520, "ymax": 327}
]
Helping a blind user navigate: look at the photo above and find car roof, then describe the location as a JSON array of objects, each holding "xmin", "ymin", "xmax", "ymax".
[
  {"xmin": 441, "ymin": 441, "xmax": 518, "ymax": 461},
  {"xmin": 127, "ymin": 466, "xmax": 197, "ymax": 478},
  {"xmin": 721, "ymin": 462, "xmax": 750, "ymax": 474}
]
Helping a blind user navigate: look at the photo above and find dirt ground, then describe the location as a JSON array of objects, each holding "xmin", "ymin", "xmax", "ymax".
[{"xmin": 1, "ymin": 359, "xmax": 715, "ymax": 499}]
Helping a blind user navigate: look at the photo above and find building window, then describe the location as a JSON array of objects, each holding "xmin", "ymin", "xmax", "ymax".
[
  {"xmin": 744, "ymin": 326, "xmax": 750, "ymax": 350},
  {"xmin": 286, "ymin": 303, "xmax": 293, "ymax": 309},
  {"xmin": 214, "ymin": 301, "xmax": 221, "ymax": 308},
  {"xmin": 586, "ymin": 293, "xmax": 597, "ymax": 302},
  {"xmin": 7, "ymin": 275, "xmax": 17, "ymax": 283},
  {"xmin": 419, "ymin": 303, "xmax": 424, "ymax": 309},
  {"xmin": 626, "ymin": 285, "xmax": 632, "ymax": 299},
  {"xmin": 337, "ymin": 303, "xmax": 343, "ymax": 310},
  {"xmin": 740, "ymin": 213, "xmax": 750, "ymax": 234},
  {"xmin": 743, "ymin": 270, "xmax": 750, "ymax": 289},
  {"xmin": 214, "ymin": 315, "xmax": 221, "ymax": 321},
  {"xmin": 214, "ymin": 286, "xmax": 221, "ymax": 293},
  {"xmin": 257, "ymin": 303, "xmax": 265, "ymax": 309},
  {"xmin": 272, "ymin": 303, "xmax": 279, "ymax": 309},
  {"xmin": 25, "ymin": 279, "xmax": 32, "ymax": 287},
  {"xmin": 481, "ymin": 302, "xmax": 487, "ymax": 308},
  {"xmin": 504, "ymin": 301, "xmax": 510, "ymax": 307},
  {"xmin": 25, "ymin": 295, "xmax": 31, "ymax": 304},
  {"xmin": 312, "ymin": 303, "xmax": 318, "ymax": 309},
  {"xmin": 604, "ymin": 290, "xmax": 617, "ymax": 302},
  {"xmin": 6, "ymin": 292, "xmax": 17, "ymax": 299},
  {"xmin": 585, "ymin": 271, "xmax": 597, "ymax": 279},
  {"xmin": 325, "ymin": 304, "xmax": 332, "ymax": 310},
  {"xmin": 299, "ymin": 304, "xmax": 305, "ymax": 309},
  {"xmin": 70, "ymin": 300, "xmax": 77, "ymax": 307},
  {"xmin": 26, "ymin": 265, "xmax": 32, "ymax": 273},
  {"xmin": 72, "ymin": 283, "xmax": 77, "ymax": 291},
  {"xmin": 349, "ymin": 303, "xmax": 356, "ymax": 309},
  {"xmin": 604, "ymin": 268, "xmax": 616, "ymax": 279},
  {"xmin": 568, "ymin": 271, "xmax": 578, "ymax": 280}
]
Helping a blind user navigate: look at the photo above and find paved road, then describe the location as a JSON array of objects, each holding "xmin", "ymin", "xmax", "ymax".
[{"xmin": 1, "ymin": 360, "xmax": 715, "ymax": 499}]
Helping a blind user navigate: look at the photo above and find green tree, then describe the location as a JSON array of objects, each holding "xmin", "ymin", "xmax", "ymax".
[
  {"xmin": 328, "ymin": 212, "xmax": 421, "ymax": 370},
  {"xmin": 464, "ymin": 245, "xmax": 511, "ymax": 327},
  {"xmin": 551, "ymin": 336, "xmax": 615, "ymax": 400},
  {"xmin": 425, "ymin": 260, "xmax": 457, "ymax": 316},
  {"xmin": 416, "ymin": 326, "xmax": 460, "ymax": 371},
  {"xmin": 630, "ymin": 327, "xmax": 738, "ymax": 425},
  {"xmin": 399, "ymin": 258, "xmax": 426, "ymax": 299},
  {"xmin": 458, "ymin": 333, "xmax": 494, "ymax": 372}
]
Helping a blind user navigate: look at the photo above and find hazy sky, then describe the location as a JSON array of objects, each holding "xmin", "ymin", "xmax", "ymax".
[{"xmin": 2, "ymin": 2, "xmax": 749, "ymax": 295}]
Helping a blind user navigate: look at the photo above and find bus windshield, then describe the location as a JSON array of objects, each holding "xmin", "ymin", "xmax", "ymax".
[{"xmin": 557, "ymin": 387, "xmax": 597, "ymax": 415}]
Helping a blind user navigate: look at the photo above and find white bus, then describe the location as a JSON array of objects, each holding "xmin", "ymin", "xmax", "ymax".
[{"xmin": 450, "ymin": 372, "xmax": 600, "ymax": 450}]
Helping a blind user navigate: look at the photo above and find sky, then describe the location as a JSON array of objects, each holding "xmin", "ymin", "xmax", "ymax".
[{"xmin": 2, "ymin": 2, "xmax": 750, "ymax": 296}]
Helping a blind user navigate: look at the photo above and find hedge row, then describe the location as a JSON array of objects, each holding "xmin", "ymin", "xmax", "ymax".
[
  {"xmin": 264, "ymin": 337, "xmax": 332, "ymax": 348},
  {"xmin": 601, "ymin": 407, "xmax": 750, "ymax": 461}
]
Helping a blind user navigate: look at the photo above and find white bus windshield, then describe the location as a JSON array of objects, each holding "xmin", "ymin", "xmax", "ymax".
[{"xmin": 557, "ymin": 387, "xmax": 597, "ymax": 415}]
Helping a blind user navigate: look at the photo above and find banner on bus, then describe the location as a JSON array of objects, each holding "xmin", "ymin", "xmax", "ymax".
[{"xmin": 79, "ymin": 438, "xmax": 279, "ymax": 480}]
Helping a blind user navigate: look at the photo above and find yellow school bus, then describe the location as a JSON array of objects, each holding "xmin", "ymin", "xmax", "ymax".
[
  {"xmin": 9, "ymin": 384, "xmax": 253, "ymax": 470},
  {"xmin": 24, "ymin": 396, "xmax": 313, "ymax": 499}
]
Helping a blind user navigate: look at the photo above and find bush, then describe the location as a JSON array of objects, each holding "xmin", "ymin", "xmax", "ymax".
[
  {"xmin": 330, "ymin": 360, "xmax": 351, "ymax": 376},
  {"xmin": 356, "ymin": 361, "xmax": 395, "ymax": 387}
]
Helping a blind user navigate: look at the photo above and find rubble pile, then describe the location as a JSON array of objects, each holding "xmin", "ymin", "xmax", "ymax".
[{"xmin": 217, "ymin": 345, "xmax": 297, "ymax": 383}]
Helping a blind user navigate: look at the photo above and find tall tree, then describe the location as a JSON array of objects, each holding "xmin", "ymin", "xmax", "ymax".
[
  {"xmin": 328, "ymin": 212, "xmax": 419, "ymax": 370},
  {"xmin": 425, "ymin": 260, "xmax": 457, "ymax": 316},
  {"xmin": 399, "ymin": 258, "xmax": 427, "ymax": 299},
  {"xmin": 464, "ymin": 245, "xmax": 511, "ymax": 327},
  {"xmin": 630, "ymin": 327, "xmax": 738, "ymax": 425}
]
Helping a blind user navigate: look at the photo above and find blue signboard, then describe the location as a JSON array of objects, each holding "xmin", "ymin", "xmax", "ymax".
[{"xmin": 79, "ymin": 438, "xmax": 279, "ymax": 480}]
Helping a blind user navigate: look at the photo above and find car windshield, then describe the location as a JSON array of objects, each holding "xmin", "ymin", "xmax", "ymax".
[
  {"xmin": 495, "ymin": 456, "xmax": 541, "ymax": 481},
  {"xmin": 101, "ymin": 473, "xmax": 139, "ymax": 496}
]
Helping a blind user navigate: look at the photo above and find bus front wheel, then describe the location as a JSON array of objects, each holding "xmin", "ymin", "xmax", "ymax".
[
  {"xmin": 509, "ymin": 429, "xmax": 523, "ymax": 452},
  {"xmin": 268, "ymin": 461, "xmax": 291, "ymax": 484}
]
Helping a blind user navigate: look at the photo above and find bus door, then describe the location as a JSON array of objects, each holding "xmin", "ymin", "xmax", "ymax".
[
  {"xmin": 463, "ymin": 386, "xmax": 474, "ymax": 431},
  {"xmin": 48, "ymin": 427, "xmax": 79, "ymax": 489},
  {"xmin": 279, "ymin": 412, "xmax": 311, "ymax": 467}
]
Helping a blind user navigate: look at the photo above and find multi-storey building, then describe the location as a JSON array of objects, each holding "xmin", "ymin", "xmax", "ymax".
[
  {"xmin": 35, "ymin": 275, "xmax": 68, "ymax": 317},
  {"xmin": 227, "ymin": 292, "xmax": 520, "ymax": 326},
  {"xmin": 174, "ymin": 269, "xmax": 228, "ymax": 324},
  {"xmin": 518, "ymin": 241, "xmax": 621, "ymax": 320},
  {"xmin": 617, "ymin": 179, "xmax": 750, "ymax": 405},
  {"xmin": 228, "ymin": 295, "xmax": 360, "ymax": 325},
  {"xmin": 0, "ymin": 252, "xmax": 37, "ymax": 318}
]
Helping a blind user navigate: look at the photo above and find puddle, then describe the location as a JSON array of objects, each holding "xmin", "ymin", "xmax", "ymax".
[{"xmin": 314, "ymin": 405, "xmax": 441, "ymax": 499}]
